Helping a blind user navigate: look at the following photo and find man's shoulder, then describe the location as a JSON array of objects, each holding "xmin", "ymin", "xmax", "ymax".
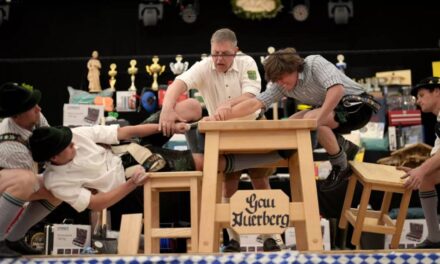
[
  {"xmin": 304, "ymin": 54, "xmax": 325, "ymax": 63},
  {"xmin": 236, "ymin": 52, "xmax": 257, "ymax": 63}
]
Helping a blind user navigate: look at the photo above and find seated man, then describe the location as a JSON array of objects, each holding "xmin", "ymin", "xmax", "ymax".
[{"xmin": 29, "ymin": 124, "xmax": 288, "ymax": 213}]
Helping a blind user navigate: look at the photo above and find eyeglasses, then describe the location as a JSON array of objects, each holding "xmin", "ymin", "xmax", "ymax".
[{"xmin": 210, "ymin": 51, "xmax": 236, "ymax": 58}]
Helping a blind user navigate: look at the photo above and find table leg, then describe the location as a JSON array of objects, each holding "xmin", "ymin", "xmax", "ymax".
[
  {"xmin": 290, "ymin": 129, "xmax": 323, "ymax": 251},
  {"xmin": 198, "ymin": 132, "xmax": 220, "ymax": 253}
]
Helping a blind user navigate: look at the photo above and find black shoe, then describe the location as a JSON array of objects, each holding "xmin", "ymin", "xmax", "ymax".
[
  {"xmin": 263, "ymin": 238, "xmax": 281, "ymax": 252},
  {"xmin": 319, "ymin": 165, "xmax": 351, "ymax": 192},
  {"xmin": 5, "ymin": 238, "xmax": 42, "ymax": 255},
  {"xmin": 0, "ymin": 241, "xmax": 21, "ymax": 258},
  {"xmin": 223, "ymin": 239, "xmax": 241, "ymax": 253},
  {"xmin": 415, "ymin": 239, "xmax": 440, "ymax": 249},
  {"xmin": 336, "ymin": 134, "xmax": 360, "ymax": 161}
]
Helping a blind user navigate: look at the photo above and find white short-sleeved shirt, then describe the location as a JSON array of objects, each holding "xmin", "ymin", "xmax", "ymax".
[
  {"xmin": 176, "ymin": 52, "xmax": 261, "ymax": 119},
  {"xmin": 43, "ymin": 125, "xmax": 125, "ymax": 212},
  {"xmin": 431, "ymin": 113, "xmax": 440, "ymax": 156}
]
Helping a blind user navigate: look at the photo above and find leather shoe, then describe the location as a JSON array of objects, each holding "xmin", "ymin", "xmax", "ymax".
[
  {"xmin": 0, "ymin": 240, "xmax": 21, "ymax": 258},
  {"xmin": 263, "ymin": 238, "xmax": 281, "ymax": 252},
  {"xmin": 223, "ymin": 239, "xmax": 241, "ymax": 253},
  {"xmin": 415, "ymin": 239, "xmax": 440, "ymax": 249},
  {"xmin": 6, "ymin": 238, "xmax": 42, "ymax": 255},
  {"xmin": 319, "ymin": 165, "xmax": 351, "ymax": 192}
]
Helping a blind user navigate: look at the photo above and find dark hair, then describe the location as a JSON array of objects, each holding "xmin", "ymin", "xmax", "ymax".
[{"xmin": 263, "ymin": 47, "xmax": 304, "ymax": 82}]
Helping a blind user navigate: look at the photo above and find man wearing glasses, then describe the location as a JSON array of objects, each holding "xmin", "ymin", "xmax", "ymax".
[{"xmin": 159, "ymin": 28, "xmax": 279, "ymax": 252}]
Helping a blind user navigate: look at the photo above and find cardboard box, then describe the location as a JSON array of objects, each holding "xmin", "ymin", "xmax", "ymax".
[
  {"xmin": 63, "ymin": 104, "xmax": 104, "ymax": 126},
  {"xmin": 384, "ymin": 219, "xmax": 427, "ymax": 249},
  {"xmin": 45, "ymin": 224, "xmax": 91, "ymax": 255}
]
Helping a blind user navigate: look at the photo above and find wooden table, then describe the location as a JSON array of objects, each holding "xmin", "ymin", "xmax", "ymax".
[{"xmin": 197, "ymin": 119, "xmax": 323, "ymax": 252}]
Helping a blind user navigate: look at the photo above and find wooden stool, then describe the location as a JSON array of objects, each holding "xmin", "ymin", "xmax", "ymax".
[
  {"xmin": 339, "ymin": 161, "xmax": 412, "ymax": 249},
  {"xmin": 143, "ymin": 171, "xmax": 202, "ymax": 253}
]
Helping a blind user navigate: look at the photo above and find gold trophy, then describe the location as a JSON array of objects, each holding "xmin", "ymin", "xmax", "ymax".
[
  {"xmin": 108, "ymin": 63, "xmax": 117, "ymax": 91},
  {"xmin": 127, "ymin": 59, "xmax": 138, "ymax": 92},
  {"xmin": 146, "ymin": 55, "xmax": 165, "ymax": 91}
]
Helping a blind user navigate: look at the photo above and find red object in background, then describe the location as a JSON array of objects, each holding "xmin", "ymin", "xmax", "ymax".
[
  {"xmin": 158, "ymin": 88, "xmax": 188, "ymax": 107},
  {"xmin": 388, "ymin": 110, "xmax": 422, "ymax": 126}
]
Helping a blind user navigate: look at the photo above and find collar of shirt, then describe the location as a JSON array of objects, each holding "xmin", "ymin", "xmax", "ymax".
[
  {"xmin": 7, "ymin": 118, "xmax": 33, "ymax": 140},
  {"xmin": 209, "ymin": 57, "xmax": 239, "ymax": 73}
]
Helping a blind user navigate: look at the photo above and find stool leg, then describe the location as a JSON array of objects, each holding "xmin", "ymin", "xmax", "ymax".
[
  {"xmin": 151, "ymin": 190, "xmax": 161, "ymax": 253},
  {"xmin": 339, "ymin": 175, "xmax": 357, "ymax": 229},
  {"xmin": 144, "ymin": 183, "xmax": 153, "ymax": 254},
  {"xmin": 390, "ymin": 190, "xmax": 412, "ymax": 249},
  {"xmin": 351, "ymin": 184, "xmax": 372, "ymax": 247},
  {"xmin": 379, "ymin": 192, "xmax": 393, "ymax": 225},
  {"xmin": 189, "ymin": 177, "xmax": 200, "ymax": 253}
]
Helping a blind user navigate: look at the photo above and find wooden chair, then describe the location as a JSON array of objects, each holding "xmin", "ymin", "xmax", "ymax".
[
  {"xmin": 339, "ymin": 161, "xmax": 412, "ymax": 249},
  {"xmin": 143, "ymin": 171, "xmax": 202, "ymax": 253}
]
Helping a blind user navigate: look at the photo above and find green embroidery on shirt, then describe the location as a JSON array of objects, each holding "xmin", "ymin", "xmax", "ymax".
[{"xmin": 247, "ymin": 70, "xmax": 257, "ymax": 80}]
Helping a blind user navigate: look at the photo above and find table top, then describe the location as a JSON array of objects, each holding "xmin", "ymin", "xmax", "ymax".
[
  {"xmin": 349, "ymin": 161, "xmax": 407, "ymax": 187},
  {"xmin": 198, "ymin": 119, "xmax": 317, "ymax": 132}
]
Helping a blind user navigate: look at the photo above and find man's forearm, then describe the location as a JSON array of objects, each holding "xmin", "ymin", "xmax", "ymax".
[
  {"xmin": 88, "ymin": 182, "xmax": 136, "ymax": 211},
  {"xmin": 226, "ymin": 93, "xmax": 255, "ymax": 107},
  {"xmin": 226, "ymin": 98, "xmax": 264, "ymax": 120},
  {"xmin": 162, "ymin": 80, "xmax": 187, "ymax": 111},
  {"xmin": 117, "ymin": 124, "xmax": 159, "ymax": 140}
]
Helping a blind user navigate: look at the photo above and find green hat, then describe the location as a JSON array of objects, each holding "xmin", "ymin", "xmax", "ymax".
[
  {"xmin": 29, "ymin": 126, "xmax": 73, "ymax": 162},
  {"xmin": 0, "ymin": 82, "xmax": 42, "ymax": 117},
  {"xmin": 411, "ymin": 77, "xmax": 440, "ymax": 96}
]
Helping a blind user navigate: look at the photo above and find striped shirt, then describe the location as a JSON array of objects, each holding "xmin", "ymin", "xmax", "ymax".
[
  {"xmin": 0, "ymin": 113, "xmax": 49, "ymax": 170},
  {"xmin": 257, "ymin": 55, "xmax": 365, "ymax": 110}
]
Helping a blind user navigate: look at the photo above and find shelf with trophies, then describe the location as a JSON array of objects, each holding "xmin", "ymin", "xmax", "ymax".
[{"xmin": 376, "ymin": 70, "xmax": 423, "ymax": 151}]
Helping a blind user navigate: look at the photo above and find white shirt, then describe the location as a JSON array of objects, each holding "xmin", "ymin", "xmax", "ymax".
[
  {"xmin": 176, "ymin": 52, "xmax": 261, "ymax": 119},
  {"xmin": 43, "ymin": 125, "xmax": 125, "ymax": 212},
  {"xmin": 431, "ymin": 113, "xmax": 440, "ymax": 156}
]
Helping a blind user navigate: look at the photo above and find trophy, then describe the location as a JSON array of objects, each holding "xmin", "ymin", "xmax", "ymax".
[
  {"xmin": 169, "ymin": 54, "xmax": 189, "ymax": 76},
  {"xmin": 127, "ymin": 59, "xmax": 138, "ymax": 92},
  {"xmin": 260, "ymin": 46, "xmax": 275, "ymax": 65},
  {"xmin": 87, "ymin": 50, "xmax": 102, "ymax": 93},
  {"xmin": 146, "ymin": 55, "xmax": 165, "ymax": 91},
  {"xmin": 108, "ymin": 63, "xmax": 117, "ymax": 91},
  {"xmin": 200, "ymin": 53, "xmax": 208, "ymax": 60},
  {"xmin": 336, "ymin": 54, "xmax": 347, "ymax": 73}
]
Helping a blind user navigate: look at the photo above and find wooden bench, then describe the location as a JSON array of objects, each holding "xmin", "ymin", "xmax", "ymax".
[
  {"xmin": 339, "ymin": 161, "xmax": 412, "ymax": 249},
  {"xmin": 143, "ymin": 171, "xmax": 202, "ymax": 253}
]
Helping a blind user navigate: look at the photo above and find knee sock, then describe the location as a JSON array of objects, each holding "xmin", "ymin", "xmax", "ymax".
[
  {"xmin": 419, "ymin": 190, "xmax": 440, "ymax": 242},
  {"xmin": 222, "ymin": 197, "xmax": 240, "ymax": 243},
  {"xmin": 329, "ymin": 148, "xmax": 348, "ymax": 170},
  {"xmin": 6, "ymin": 200, "xmax": 56, "ymax": 241},
  {"xmin": 0, "ymin": 193, "xmax": 25, "ymax": 241},
  {"xmin": 224, "ymin": 151, "xmax": 283, "ymax": 173}
]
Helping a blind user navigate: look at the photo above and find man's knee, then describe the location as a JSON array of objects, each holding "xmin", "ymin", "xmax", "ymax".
[
  {"xmin": 0, "ymin": 169, "xmax": 39, "ymax": 198},
  {"xmin": 175, "ymin": 98, "xmax": 202, "ymax": 122}
]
